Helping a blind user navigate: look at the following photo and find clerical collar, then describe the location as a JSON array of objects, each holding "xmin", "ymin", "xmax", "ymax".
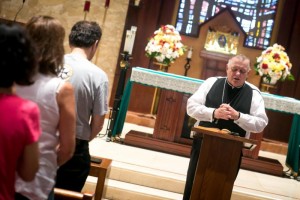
[
  {"xmin": 226, "ymin": 79, "xmax": 245, "ymax": 89},
  {"xmin": 222, "ymin": 78, "xmax": 244, "ymax": 104}
]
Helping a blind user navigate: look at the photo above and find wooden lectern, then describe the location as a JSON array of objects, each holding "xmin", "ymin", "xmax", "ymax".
[{"xmin": 190, "ymin": 126, "xmax": 257, "ymax": 200}]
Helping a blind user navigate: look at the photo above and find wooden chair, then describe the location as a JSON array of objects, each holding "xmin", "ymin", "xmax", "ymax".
[{"xmin": 54, "ymin": 188, "xmax": 94, "ymax": 200}]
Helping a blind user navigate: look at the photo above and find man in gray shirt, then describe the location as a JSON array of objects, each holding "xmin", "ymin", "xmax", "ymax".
[{"xmin": 57, "ymin": 20, "xmax": 109, "ymax": 192}]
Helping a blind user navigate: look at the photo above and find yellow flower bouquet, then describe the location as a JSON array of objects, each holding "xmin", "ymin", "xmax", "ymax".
[
  {"xmin": 145, "ymin": 24, "xmax": 186, "ymax": 66},
  {"xmin": 254, "ymin": 43, "xmax": 294, "ymax": 84}
]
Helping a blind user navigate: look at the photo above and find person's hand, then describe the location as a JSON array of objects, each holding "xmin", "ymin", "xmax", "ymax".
[{"xmin": 214, "ymin": 104, "xmax": 240, "ymax": 120}]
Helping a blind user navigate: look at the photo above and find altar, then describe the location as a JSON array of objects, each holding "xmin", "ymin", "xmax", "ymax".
[{"xmin": 112, "ymin": 67, "xmax": 300, "ymax": 177}]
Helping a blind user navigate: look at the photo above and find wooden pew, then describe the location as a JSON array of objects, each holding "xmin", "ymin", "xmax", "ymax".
[
  {"xmin": 54, "ymin": 188, "xmax": 94, "ymax": 200},
  {"xmin": 88, "ymin": 156, "xmax": 112, "ymax": 200}
]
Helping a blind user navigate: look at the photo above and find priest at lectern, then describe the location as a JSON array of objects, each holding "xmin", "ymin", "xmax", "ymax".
[{"xmin": 182, "ymin": 54, "xmax": 268, "ymax": 200}]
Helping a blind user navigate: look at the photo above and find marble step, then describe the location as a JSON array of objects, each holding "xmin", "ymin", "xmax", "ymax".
[
  {"xmin": 86, "ymin": 136, "xmax": 295, "ymax": 200},
  {"xmin": 84, "ymin": 177, "xmax": 183, "ymax": 200},
  {"xmin": 108, "ymin": 161, "xmax": 185, "ymax": 194},
  {"xmin": 82, "ymin": 158, "xmax": 185, "ymax": 199},
  {"xmin": 83, "ymin": 165, "xmax": 285, "ymax": 200}
]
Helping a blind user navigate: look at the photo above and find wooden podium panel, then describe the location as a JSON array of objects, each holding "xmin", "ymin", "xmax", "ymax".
[{"xmin": 190, "ymin": 127, "xmax": 257, "ymax": 200}]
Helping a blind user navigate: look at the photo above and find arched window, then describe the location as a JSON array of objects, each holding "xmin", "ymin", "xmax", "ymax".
[{"xmin": 175, "ymin": 0, "xmax": 279, "ymax": 49}]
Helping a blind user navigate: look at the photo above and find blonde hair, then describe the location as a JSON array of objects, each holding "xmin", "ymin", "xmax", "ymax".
[{"xmin": 26, "ymin": 15, "xmax": 65, "ymax": 76}]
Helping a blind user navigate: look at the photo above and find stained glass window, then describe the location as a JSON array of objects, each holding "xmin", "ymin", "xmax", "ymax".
[{"xmin": 175, "ymin": 0, "xmax": 279, "ymax": 49}]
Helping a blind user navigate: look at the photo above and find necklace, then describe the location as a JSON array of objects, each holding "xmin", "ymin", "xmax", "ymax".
[{"xmin": 221, "ymin": 78, "xmax": 227, "ymax": 104}]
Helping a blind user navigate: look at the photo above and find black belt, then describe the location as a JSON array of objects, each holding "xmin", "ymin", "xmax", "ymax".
[{"xmin": 76, "ymin": 138, "xmax": 88, "ymax": 147}]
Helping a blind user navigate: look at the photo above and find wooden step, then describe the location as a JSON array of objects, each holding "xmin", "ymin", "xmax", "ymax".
[{"xmin": 124, "ymin": 130, "xmax": 284, "ymax": 177}]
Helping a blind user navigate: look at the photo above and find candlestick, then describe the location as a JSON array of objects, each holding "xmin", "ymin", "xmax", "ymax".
[
  {"xmin": 184, "ymin": 47, "xmax": 192, "ymax": 76},
  {"xmin": 102, "ymin": 2, "xmax": 109, "ymax": 25},
  {"xmin": 105, "ymin": 52, "xmax": 131, "ymax": 142},
  {"xmin": 187, "ymin": 47, "xmax": 193, "ymax": 59},
  {"xmin": 184, "ymin": 58, "xmax": 191, "ymax": 76}
]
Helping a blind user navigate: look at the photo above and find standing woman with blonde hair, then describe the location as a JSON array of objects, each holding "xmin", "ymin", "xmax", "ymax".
[{"xmin": 15, "ymin": 15, "xmax": 76, "ymax": 200}]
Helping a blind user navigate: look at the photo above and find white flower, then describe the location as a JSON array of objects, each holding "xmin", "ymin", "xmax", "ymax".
[
  {"xmin": 254, "ymin": 43, "xmax": 294, "ymax": 83},
  {"xmin": 145, "ymin": 24, "xmax": 186, "ymax": 65}
]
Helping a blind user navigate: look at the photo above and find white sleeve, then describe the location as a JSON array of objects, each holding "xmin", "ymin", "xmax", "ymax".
[
  {"xmin": 234, "ymin": 89, "xmax": 268, "ymax": 133},
  {"xmin": 187, "ymin": 77, "xmax": 217, "ymax": 123}
]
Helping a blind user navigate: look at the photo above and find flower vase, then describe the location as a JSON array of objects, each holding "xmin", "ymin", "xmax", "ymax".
[
  {"xmin": 260, "ymin": 77, "xmax": 278, "ymax": 93},
  {"xmin": 263, "ymin": 77, "xmax": 278, "ymax": 85},
  {"xmin": 150, "ymin": 61, "xmax": 170, "ymax": 115},
  {"xmin": 153, "ymin": 60, "xmax": 170, "ymax": 72}
]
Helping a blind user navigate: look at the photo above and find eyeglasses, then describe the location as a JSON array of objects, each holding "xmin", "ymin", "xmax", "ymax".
[{"xmin": 230, "ymin": 67, "xmax": 248, "ymax": 74}]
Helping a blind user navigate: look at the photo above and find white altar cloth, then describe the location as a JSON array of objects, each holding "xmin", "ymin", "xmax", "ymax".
[{"xmin": 131, "ymin": 67, "xmax": 300, "ymax": 115}]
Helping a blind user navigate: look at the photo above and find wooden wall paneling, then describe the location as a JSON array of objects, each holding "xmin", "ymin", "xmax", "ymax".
[
  {"xmin": 264, "ymin": 111, "xmax": 293, "ymax": 142},
  {"xmin": 279, "ymin": 0, "xmax": 300, "ymax": 99},
  {"xmin": 110, "ymin": 0, "xmax": 177, "ymax": 114},
  {"xmin": 263, "ymin": 0, "xmax": 300, "ymax": 143},
  {"xmin": 109, "ymin": 0, "xmax": 158, "ymax": 113},
  {"xmin": 128, "ymin": 0, "xmax": 166, "ymax": 113},
  {"xmin": 200, "ymin": 50, "xmax": 229, "ymax": 79}
]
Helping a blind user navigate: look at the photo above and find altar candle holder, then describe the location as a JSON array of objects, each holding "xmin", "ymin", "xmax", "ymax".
[
  {"xmin": 184, "ymin": 58, "xmax": 191, "ymax": 76},
  {"xmin": 184, "ymin": 47, "xmax": 193, "ymax": 76},
  {"xmin": 105, "ymin": 52, "xmax": 131, "ymax": 142}
]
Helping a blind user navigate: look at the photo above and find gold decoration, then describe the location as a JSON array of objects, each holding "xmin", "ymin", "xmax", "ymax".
[{"xmin": 204, "ymin": 26, "xmax": 239, "ymax": 55}]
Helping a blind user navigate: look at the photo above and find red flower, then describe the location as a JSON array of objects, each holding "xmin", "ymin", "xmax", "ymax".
[
  {"xmin": 266, "ymin": 50, "xmax": 272, "ymax": 54},
  {"xmin": 262, "ymin": 63, "xmax": 268, "ymax": 69},
  {"xmin": 273, "ymin": 53, "xmax": 280, "ymax": 61}
]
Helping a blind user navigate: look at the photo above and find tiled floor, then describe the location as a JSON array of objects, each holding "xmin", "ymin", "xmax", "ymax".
[{"xmin": 89, "ymin": 118, "xmax": 300, "ymax": 200}]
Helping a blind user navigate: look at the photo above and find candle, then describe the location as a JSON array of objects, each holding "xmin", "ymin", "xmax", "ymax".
[
  {"xmin": 128, "ymin": 26, "xmax": 137, "ymax": 55},
  {"xmin": 187, "ymin": 47, "xmax": 193, "ymax": 59},
  {"xmin": 134, "ymin": 0, "xmax": 141, "ymax": 6},
  {"xmin": 105, "ymin": 0, "xmax": 110, "ymax": 8},
  {"xmin": 123, "ymin": 26, "xmax": 137, "ymax": 55},
  {"xmin": 123, "ymin": 30, "xmax": 131, "ymax": 53},
  {"xmin": 84, "ymin": 1, "xmax": 91, "ymax": 12}
]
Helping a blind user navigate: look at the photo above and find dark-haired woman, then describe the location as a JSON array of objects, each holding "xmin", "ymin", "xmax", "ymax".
[{"xmin": 0, "ymin": 24, "xmax": 41, "ymax": 200}]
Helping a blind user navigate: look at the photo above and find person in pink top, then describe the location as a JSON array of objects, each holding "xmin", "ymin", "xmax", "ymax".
[{"xmin": 0, "ymin": 24, "xmax": 41, "ymax": 200}]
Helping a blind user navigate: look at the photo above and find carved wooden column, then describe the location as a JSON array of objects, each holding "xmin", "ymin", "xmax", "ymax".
[
  {"xmin": 152, "ymin": 89, "xmax": 192, "ymax": 142},
  {"xmin": 124, "ymin": 89, "xmax": 192, "ymax": 157}
]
